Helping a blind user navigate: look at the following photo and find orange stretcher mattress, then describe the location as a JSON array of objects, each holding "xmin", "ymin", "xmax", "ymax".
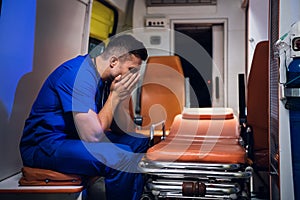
[
  {"xmin": 145, "ymin": 108, "xmax": 246, "ymax": 164},
  {"xmin": 182, "ymin": 107, "xmax": 235, "ymax": 120},
  {"xmin": 167, "ymin": 114, "xmax": 239, "ymax": 140},
  {"xmin": 146, "ymin": 140, "xmax": 246, "ymax": 164}
]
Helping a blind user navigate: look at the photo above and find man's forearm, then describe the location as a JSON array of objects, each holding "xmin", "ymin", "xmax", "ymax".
[{"xmin": 97, "ymin": 93, "xmax": 119, "ymax": 131}]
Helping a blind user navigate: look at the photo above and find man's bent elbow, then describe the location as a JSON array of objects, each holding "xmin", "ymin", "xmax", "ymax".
[
  {"xmin": 79, "ymin": 131, "xmax": 104, "ymax": 142},
  {"xmin": 74, "ymin": 110, "xmax": 106, "ymax": 142}
]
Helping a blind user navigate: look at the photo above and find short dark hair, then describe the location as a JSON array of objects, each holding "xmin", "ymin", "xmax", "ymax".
[{"xmin": 102, "ymin": 34, "xmax": 148, "ymax": 61}]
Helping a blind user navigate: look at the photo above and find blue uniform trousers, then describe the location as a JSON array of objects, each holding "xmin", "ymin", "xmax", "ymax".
[{"xmin": 29, "ymin": 132, "xmax": 149, "ymax": 200}]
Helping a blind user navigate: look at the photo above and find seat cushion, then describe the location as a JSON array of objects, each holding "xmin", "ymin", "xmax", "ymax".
[{"xmin": 19, "ymin": 167, "xmax": 82, "ymax": 186}]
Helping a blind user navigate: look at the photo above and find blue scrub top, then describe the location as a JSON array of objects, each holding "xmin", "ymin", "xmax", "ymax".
[{"xmin": 20, "ymin": 55, "xmax": 102, "ymax": 160}]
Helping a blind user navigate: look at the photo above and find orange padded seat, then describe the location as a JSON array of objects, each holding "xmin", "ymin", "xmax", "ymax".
[
  {"xmin": 134, "ymin": 56, "xmax": 185, "ymax": 137},
  {"xmin": 247, "ymin": 41, "xmax": 269, "ymax": 169}
]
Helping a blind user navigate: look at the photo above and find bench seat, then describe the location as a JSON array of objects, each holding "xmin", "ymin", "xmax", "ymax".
[{"xmin": 0, "ymin": 173, "xmax": 85, "ymax": 200}]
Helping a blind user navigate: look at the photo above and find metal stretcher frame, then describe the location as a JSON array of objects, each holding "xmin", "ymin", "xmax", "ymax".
[
  {"xmin": 139, "ymin": 108, "xmax": 252, "ymax": 200},
  {"xmin": 148, "ymin": 181, "xmax": 242, "ymax": 199},
  {"xmin": 139, "ymin": 160, "xmax": 251, "ymax": 179},
  {"xmin": 139, "ymin": 159, "xmax": 252, "ymax": 199}
]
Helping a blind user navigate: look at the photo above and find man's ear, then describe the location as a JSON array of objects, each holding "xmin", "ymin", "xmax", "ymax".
[{"xmin": 110, "ymin": 56, "xmax": 118, "ymax": 68}]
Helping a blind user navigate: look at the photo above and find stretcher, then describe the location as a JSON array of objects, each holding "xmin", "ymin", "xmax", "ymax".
[{"xmin": 139, "ymin": 107, "xmax": 252, "ymax": 200}]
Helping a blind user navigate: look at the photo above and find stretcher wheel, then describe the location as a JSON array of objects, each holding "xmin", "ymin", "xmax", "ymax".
[
  {"xmin": 182, "ymin": 181, "xmax": 206, "ymax": 197},
  {"xmin": 139, "ymin": 193, "xmax": 154, "ymax": 200}
]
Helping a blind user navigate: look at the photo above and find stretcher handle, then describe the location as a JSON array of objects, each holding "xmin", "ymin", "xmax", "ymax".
[{"xmin": 149, "ymin": 120, "xmax": 166, "ymax": 146}]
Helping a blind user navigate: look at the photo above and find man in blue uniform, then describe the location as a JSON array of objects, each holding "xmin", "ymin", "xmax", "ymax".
[{"xmin": 19, "ymin": 34, "xmax": 149, "ymax": 200}]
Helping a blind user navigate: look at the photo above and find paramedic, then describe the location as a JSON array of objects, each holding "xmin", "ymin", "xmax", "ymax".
[{"xmin": 19, "ymin": 34, "xmax": 149, "ymax": 200}]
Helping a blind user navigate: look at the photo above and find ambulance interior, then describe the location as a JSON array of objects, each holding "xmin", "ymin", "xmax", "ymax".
[{"xmin": 0, "ymin": 0, "xmax": 300, "ymax": 199}]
